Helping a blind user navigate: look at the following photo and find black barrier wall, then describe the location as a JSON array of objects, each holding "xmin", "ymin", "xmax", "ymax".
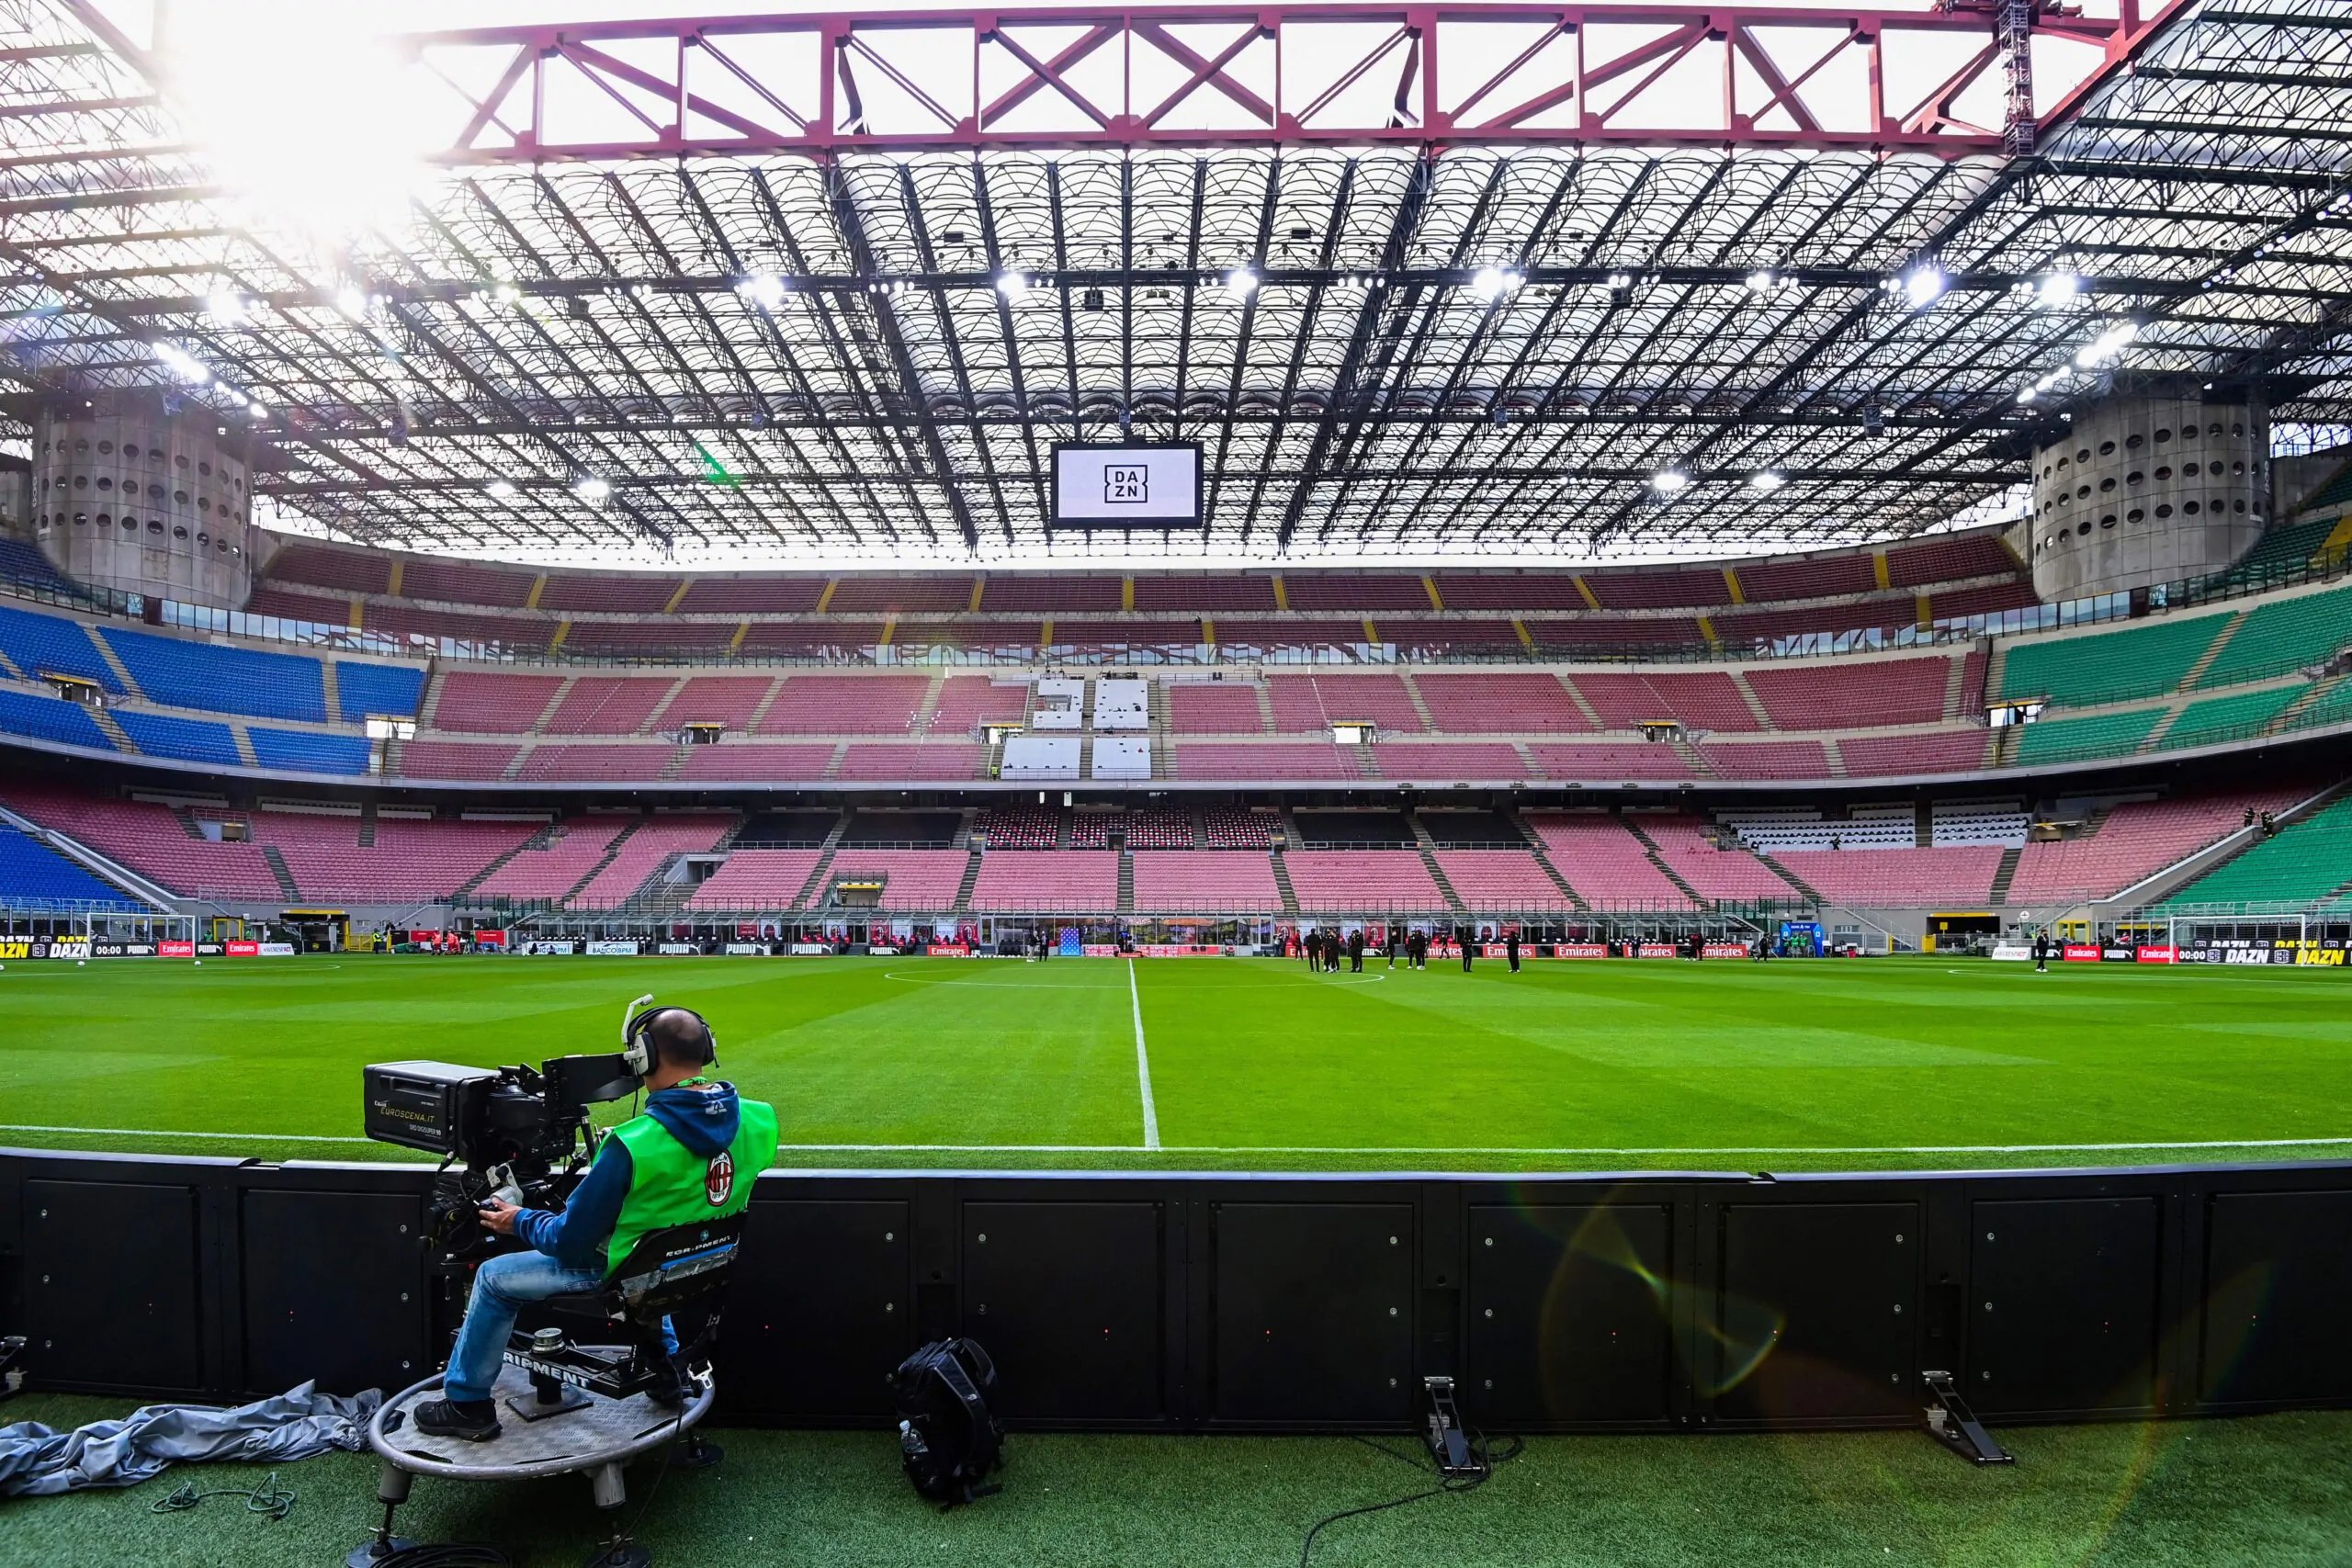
[{"xmin": 5, "ymin": 1149, "xmax": 2352, "ymax": 1431}]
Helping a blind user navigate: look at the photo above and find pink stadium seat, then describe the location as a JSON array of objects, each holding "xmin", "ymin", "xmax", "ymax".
[
  {"xmin": 1529, "ymin": 617, "xmax": 1705, "ymax": 649},
  {"xmin": 1376, "ymin": 744, "xmax": 1528, "ymax": 781},
  {"xmin": 969, "ymin": 850, "xmax": 1119, "ymax": 910},
  {"xmin": 1432, "ymin": 850, "xmax": 1572, "ymax": 909},
  {"xmin": 929, "ymin": 678, "xmax": 1032, "ymax": 733},
  {"xmin": 1745, "ymin": 658, "xmax": 1950, "ymax": 730},
  {"xmin": 982, "ymin": 574, "xmax": 1124, "ymax": 612},
  {"xmin": 973, "ymin": 805, "xmax": 1060, "ymax": 850},
  {"xmin": 563, "ymin": 622, "xmax": 739, "ymax": 655},
  {"xmin": 1640, "ymin": 817, "xmax": 1802, "ymax": 900},
  {"xmin": 837, "ymin": 743, "xmax": 982, "ymax": 782},
  {"xmin": 654, "ymin": 676, "xmax": 775, "ymax": 732},
  {"xmin": 400, "ymin": 558, "xmax": 536, "ymax": 607},
  {"xmin": 759, "ymin": 674, "xmax": 930, "ymax": 734},
  {"xmin": 246, "ymin": 588, "xmax": 353, "ymax": 625},
  {"xmin": 677, "ymin": 744, "xmax": 835, "ymax": 782},
  {"xmin": 1430, "ymin": 573, "xmax": 1587, "ymax": 611},
  {"xmin": 518, "ymin": 745, "xmax": 677, "ymax": 782},
  {"xmin": 1283, "ymin": 850, "xmax": 1443, "ymax": 911},
  {"xmin": 543, "ymin": 677, "xmax": 677, "ymax": 735},
  {"xmin": 823, "ymin": 577, "xmax": 975, "ymax": 615},
  {"xmin": 684, "ymin": 849, "xmax": 823, "ymax": 910},
  {"xmin": 569, "ymin": 815, "xmax": 733, "ymax": 908},
  {"xmin": 1698, "ymin": 740, "xmax": 1831, "ymax": 780},
  {"xmin": 432, "ymin": 671, "xmax": 564, "ymax": 733},
  {"xmin": 396, "ymin": 740, "xmax": 519, "ymax": 780},
  {"xmin": 1131, "ymin": 851, "xmax": 1279, "ymax": 912},
  {"xmin": 2005, "ymin": 789, "xmax": 2307, "ymax": 904},
  {"xmin": 1204, "ymin": 808, "xmax": 1275, "ymax": 849},
  {"xmin": 1574, "ymin": 671, "xmax": 1758, "ymax": 731},
  {"xmin": 263, "ymin": 544, "xmax": 391, "ymax": 595},
  {"xmin": 1585, "ymin": 566, "xmax": 1729, "ymax": 611},
  {"xmin": 1928, "ymin": 581, "xmax": 2041, "ymax": 622},
  {"xmin": 1838, "ymin": 731, "xmax": 1993, "ymax": 776},
  {"xmin": 1524, "ymin": 814, "xmax": 1695, "ymax": 908},
  {"xmin": 1282, "ymin": 574, "xmax": 1433, "ymax": 611},
  {"xmin": 366, "ymin": 604, "xmax": 553, "ymax": 651},
  {"xmin": 814, "ymin": 849, "xmax": 968, "ymax": 909},
  {"xmin": 1269, "ymin": 674, "xmax": 1421, "ymax": 733},
  {"xmin": 1733, "ymin": 551, "xmax": 1881, "ymax": 603},
  {"xmin": 475, "ymin": 817, "xmax": 630, "ymax": 900},
  {"xmin": 1770, "ymin": 846, "xmax": 2006, "ymax": 905},
  {"xmin": 2, "ymin": 787, "xmax": 281, "ymax": 897},
  {"xmin": 1527, "ymin": 742, "xmax": 1691, "ymax": 781},
  {"xmin": 537, "ymin": 574, "xmax": 680, "ymax": 614},
  {"xmin": 1414, "ymin": 672, "xmax": 1586, "ymax": 732},
  {"xmin": 673, "ymin": 576, "xmax": 827, "ymax": 615},
  {"xmin": 254, "ymin": 812, "xmax": 537, "ymax": 900},
  {"xmin": 1174, "ymin": 744, "xmax": 1356, "ymax": 781},
  {"xmin": 1169, "ymin": 683, "xmax": 1266, "ymax": 734},
  {"xmin": 1886, "ymin": 532, "xmax": 2020, "ymax": 587},
  {"xmin": 1131, "ymin": 575, "xmax": 1278, "ymax": 613}
]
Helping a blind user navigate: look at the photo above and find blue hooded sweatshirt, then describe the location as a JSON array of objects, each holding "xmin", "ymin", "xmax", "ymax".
[{"xmin": 514, "ymin": 1081, "xmax": 743, "ymax": 1272}]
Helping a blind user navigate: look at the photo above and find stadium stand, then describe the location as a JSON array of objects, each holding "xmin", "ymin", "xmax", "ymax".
[
  {"xmin": 0, "ymin": 688, "xmax": 113, "ymax": 750},
  {"xmin": 815, "ymin": 849, "xmax": 969, "ymax": 908},
  {"xmin": 760, "ymin": 674, "xmax": 930, "ymax": 734},
  {"xmin": 1699, "ymin": 740, "xmax": 1834, "ymax": 780},
  {"xmin": 1431, "ymin": 850, "xmax": 1574, "ymax": 909},
  {"xmin": 1996, "ymin": 613, "xmax": 2231, "ymax": 707},
  {"xmin": 2006, "ymin": 790, "xmax": 2306, "ymax": 905},
  {"xmin": 544, "ymin": 677, "xmax": 677, "ymax": 735},
  {"xmin": 837, "ymin": 743, "xmax": 981, "ymax": 782},
  {"xmin": 1204, "ymin": 808, "xmax": 1276, "ymax": 849},
  {"xmin": 394, "ymin": 740, "xmax": 518, "ymax": 781},
  {"xmin": 253, "ymin": 812, "xmax": 538, "ymax": 901},
  {"xmin": 1168, "ymin": 682, "xmax": 1267, "ymax": 734},
  {"xmin": 683, "ymin": 849, "xmax": 823, "ymax": 910},
  {"xmin": 2160, "ymin": 687, "xmax": 2306, "ymax": 751},
  {"xmin": 1174, "ymin": 743, "xmax": 1355, "ymax": 781},
  {"xmin": 1641, "ymin": 818, "xmax": 1802, "ymax": 900},
  {"xmin": 1131, "ymin": 850, "xmax": 1279, "ymax": 912},
  {"xmin": 1269, "ymin": 674, "xmax": 1421, "ymax": 732},
  {"xmin": 0, "ymin": 537, "xmax": 83, "ymax": 596},
  {"xmin": 1376, "ymin": 743, "xmax": 1528, "ymax": 781},
  {"xmin": 0, "ymin": 823, "xmax": 138, "ymax": 907},
  {"xmin": 1745, "ymin": 657, "xmax": 1950, "ymax": 729},
  {"xmin": 1929, "ymin": 801, "xmax": 2030, "ymax": 847},
  {"xmin": 929, "ymin": 677, "xmax": 1030, "ymax": 733},
  {"xmin": 2008, "ymin": 706, "xmax": 2168, "ymax": 765},
  {"xmin": 2191, "ymin": 584, "xmax": 2352, "ymax": 688},
  {"xmin": 98, "ymin": 626, "xmax": 326, "ymax": 722},
  {"xmin": 2, "ymin": 788, "xmax": 280, "ymax": 897},
  {"xmin": 247, "ymin": 728, "xmax": 371, "ymax": 775},
  {"xmin": 1576, "ymin": 671, "xmax": 1759, "ymax": 732},
  {"xmin": 1416, "ymin": 672, "xmax": 1587, "ymax": 732},
  {"xmin": 1838, "ymin": 730, "xmax": 1995, "ymax": 776},
  {"xmin": 433, "ymin": 671, "xmax": 565, "ymax": 732},
  {"xmin": 519, "ymin": 744, "xmax": 676, "ymax": 782},
  {"xmin": 1527, "ymin": 741, "xmax": 1692, "ymax": 780},
  {"xmin": 1283, "ymin": 849, "xmax": 1443, "ymax": 910},
  {"xmin": 970, "ymin": 851, "xmax": 1118, "ymax": 910},
  {"xmin": 473, "ymin": 818, "xmax": 630, "ymax": 901},
  {"xmin": 570, "ymin": 815, "xmax": 734, "ymax": 907},
  {"xmin": 1523, "ymin": 814, "xmax": 1695, "ymax": 908},
  {"xmin": 655, "ymin": 676, "xmax": 775, "ymax": 732},
  {"xmin": 1769, "ymin": 846, "xmax": 2007, "ymax": 905},
  {"xmin": 676, "ymin": 743, "xmax": 833, "ymax": 782},
  {"xmin": 2157, "ymin": 794, "xmax": 2352, "ymax": 910},
  {"xmin": 0, "ymin": 604, "xmax": 122, "ymax": 692},
  {"xmin": 974, "ymin": 805, "xmax": 1060, "ymax": 849},
  {"xmin": 334, "ymin": 660, "xmax": 425, "ymax": 721},
  {"xmin": 112, "ymin": 709, "xmax": 243, "ymax": 767}
]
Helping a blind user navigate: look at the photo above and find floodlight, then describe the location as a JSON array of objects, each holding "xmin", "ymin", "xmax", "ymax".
[
  {"xmin": 1651, "ymin": 470, "xmax": 1690, "ymax": 494},
  {"xmin": 2039, "ymin": 273, "xmax": 2080, "ymax": 306},
  {"xmin": 737, "ymin": 273, "xmax": 786, "ymax": 309},
  {"xmin": 1225, "ymin": 265, "xmax": 1259, "ymax": 300},
  {"xmin": 336, "ymin": 287, "xmax": 368, "ymax": 321},
  {"xmin": 155, "ymin": 344, "xmax": 210, "ymax": 385},
  {"xmin": 995, "ymin": 270, "xmax": 1028, "ymax": 299},
  {"xmin": 1903, "ymin": 265, "xmax": 1946, "ymax": 308},
  {"xmin": 486, "ymin": 480, "xmax": 518, "ymax": 500},
  {"xmin": 574, "ymin": 475, "xmax": 611, "ymax": 503},
  {"xmin": 1749, "ymin": 471, "xmax": 1783, "ymax": 491},
  {"xmin": 1471, "ymin": 266, "xmax": 1521, "ymax": 303},
  {"xmin": 207, "ymin": 289, "xmax": 246, "ymax": 326},
  {"xmin": 1745, "ymin": 270, "xmax": 1776, "ymax": 293}
]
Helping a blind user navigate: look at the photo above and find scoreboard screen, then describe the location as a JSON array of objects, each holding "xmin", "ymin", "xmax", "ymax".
[{"xmin": 1049, "ymin": 443, "xmax": 1203, "ymax": 528}]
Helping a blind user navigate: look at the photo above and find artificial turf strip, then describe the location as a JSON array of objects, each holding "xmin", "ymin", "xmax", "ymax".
[
  {"xmin": 6, "ymin": 1393, "xmax": 2352, "ymax": 1567},
  {"xmin": 2, "ymin": 955, "xmax": 2350, "ymax": 1174}
]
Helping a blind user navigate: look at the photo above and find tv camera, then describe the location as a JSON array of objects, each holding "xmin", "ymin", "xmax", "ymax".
[{"xmin": 361, "ymin": 994, "xmax": 655, "ymax": 1266}]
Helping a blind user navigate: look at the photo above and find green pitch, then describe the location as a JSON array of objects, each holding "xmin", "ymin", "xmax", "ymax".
[{"xmin": 4, "ymin": 954, "xmax": 2349, "ymax": 1172}]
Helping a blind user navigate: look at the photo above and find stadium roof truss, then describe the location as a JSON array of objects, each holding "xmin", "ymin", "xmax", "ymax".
[{"xmin": 0, "ymin": 0, "xmax": 2346, "ymax": 566}]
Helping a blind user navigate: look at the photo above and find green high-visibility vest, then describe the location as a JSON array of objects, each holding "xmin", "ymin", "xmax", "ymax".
[{"xmin": 602, "ymin": 1096, "xmax": 779, "ymax": 1278}]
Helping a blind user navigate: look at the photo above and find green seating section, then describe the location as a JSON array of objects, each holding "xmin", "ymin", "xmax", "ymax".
[
  {"xmin": 2208, "ymin": 513, "xmax": 2343, "ymax": 592},
  {"xmin": 2302, "ymin": 463, "xmax": 2352, "ymax": 514},
  {"xmin": 2193, "ymin": 585, "xmax": 2352, "ymax": 688},
  {"xmin": 2159, "ymin": 795, "xmax": 2352, "ymax": 911},
  {"xmin": 2008, "ymin": 705, "xmax": 2166, "ymax": 765},
  {"xmin": 2159, "ymin": 685, "xmax": 2304, "ymax": 750},
  {"xmin": 2293, "ymin": 676, "xmax": 2352, "ymax": 730},
  {"xmin": 1997, "ymin": 614, "xmax": 2229, "ymax": 707}
]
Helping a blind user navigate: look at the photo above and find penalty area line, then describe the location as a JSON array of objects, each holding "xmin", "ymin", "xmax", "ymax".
[{"xmin": 1129, "ymin": 959, "xmax": 1160, "ymax": 1150}]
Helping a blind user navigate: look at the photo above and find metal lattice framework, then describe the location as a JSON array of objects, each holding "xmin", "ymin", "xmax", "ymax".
[{"xmin": 0, "ymin": 0, "xmax": 2346, "ymax": 567}]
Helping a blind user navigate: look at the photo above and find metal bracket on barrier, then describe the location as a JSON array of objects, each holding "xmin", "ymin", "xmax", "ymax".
[{"xmin": 1923, "ymin": 1370, "xmax": 2013, "ymax": 1465}]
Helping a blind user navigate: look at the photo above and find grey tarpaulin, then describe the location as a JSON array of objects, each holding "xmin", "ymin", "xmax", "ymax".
[{"xmin": 0, "ymin": 1381, "xmax": 381, "ymax": 1495}]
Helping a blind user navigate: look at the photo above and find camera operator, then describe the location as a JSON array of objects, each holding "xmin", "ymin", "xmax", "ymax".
[{"xmin": 413, "ymin": 1008, "xmax": 780, "ymax": 1441}]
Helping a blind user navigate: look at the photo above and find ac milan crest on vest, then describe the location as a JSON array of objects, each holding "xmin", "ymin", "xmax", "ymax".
[{"xmin": 705, "ymin": 1149, "xmax": 735, "ymax": 1206}]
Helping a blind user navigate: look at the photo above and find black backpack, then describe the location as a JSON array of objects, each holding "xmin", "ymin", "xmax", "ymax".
[{"xmin": 888, "ymin": 1338, "xmax": 1004, "ymax": 1507}]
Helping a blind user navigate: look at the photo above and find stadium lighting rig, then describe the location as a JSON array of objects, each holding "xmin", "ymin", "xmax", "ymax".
[{"xmin": 1225, "ymin": 265, "xmax": 1260, "ymax": 301}]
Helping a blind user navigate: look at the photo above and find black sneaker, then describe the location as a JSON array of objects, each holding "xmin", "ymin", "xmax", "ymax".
[{"xmin": 412, "ymin": 1396, "xmax": 501, "ymax": 1441}]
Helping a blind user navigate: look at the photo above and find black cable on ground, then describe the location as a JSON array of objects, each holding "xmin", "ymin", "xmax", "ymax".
[
  {"xmin": 1298, "ymin": 1429, "xmax": 1524, "ymax": 1568},
  {"xmin": 147, "ymin": 1470, "xmax": 297, "ymax": 1521}
]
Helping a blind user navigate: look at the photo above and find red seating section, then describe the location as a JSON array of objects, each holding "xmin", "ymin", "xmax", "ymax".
[
  {"xmin": 1129, "ymin": 851, "xmax": 1278, "ymax": 910},
  {"xmin": 1377, "ymin": 745, "xmax": 1528, "ymax": 781},
  {"xmin": 1283, "ymin": 850, "xmax": 1442, "ymax": 910},
  {"xmin": 1640, "ymin": 818, "xmax": 1800, "ymax": 900},
  {"xmin": 1269, "ymin": 675, "xmax": 1420, "ymax": 732},
  {"xmin": 1169, "ymin": 683, "xmax": 1266, "ymax": 734},
  {"xmin": 1770, "ymin": 846, "xmax": 2006, "ymax": 905},
  {"xmin": 684, "ymin": 850, "xmax": 822, "ymax": 910},
  {"xmin": 1745, "ymin": 658, "xmax": 1949, "ymax": 730},
  {"xmin": 396, "ymin": 740, "xmax": 518, "ymax": 780},
  {"xmin": 1525, "ymin": 815, "xmax": 1695, "ymax": 908},
  {"xmin": 837, "ymin": 744, "xmax": 981, "ymax": 782},
  {"xmin": 570, "ymin": 815, "xmax": 733, "ymax": 907},
  {"xmin": 474, "ymin": 817, "xmax": 628, "ymax": 900},
  {"xmin": 657, "ymin": 676, "xmax": 774, "ymax": 732},
  {"xmin": 434, "ymin": 672, "xmax": 562, "ymax": 732},
  {"xmin": 759, "ymin": 675, "xmax": 930, "ymax": 735},
  {"xmin": 254, "ymin": 812, "xmax": 537, "ymax": 900},
  {"xmin": 1527, "ymin": 742, "xmax": 1690, "ymax": 781},
  {"xmin": 519, "ymin": 745, "xmax": 675, "ymax": 782},
  {"xmin": 1432, "ymin": 851, "xmax": 1572, "ymax": 909},
  {"xmin": 818, "ymin": 849, "xmax": 968, "ymax": 909},
  {"xmin": 2, "ymin": 788, "xmax": 281, "ymax": 897},
  {"xmin": 2006, "ymin": 789, "xmax": 2307, "ymax": 904},
  {"xmin": 929, "ymin": 678, "xmax": 1030, "ymax": 734},
  {"xmin": 1838, "ymin": 731, "xmax": 1993, "ymax": 777},
  {"xmin": 1415, "ymin": 673, "xmax": 1586, "ymax": 732},
  {"xmin": 1174, "ymin": 744, "xmax": 1355, "ymax": 781},
  {"xmin": 677, "ymin": 745, "xmax": 833, "ymax": 782},
  {"xmin": 1574, "ymin": 671, "xmax": 1757, "ymax": 731},
  {"xmin": 970, "ymin": 850, "xmax": 1118, "ymax": 909},
  {"xmin": 1698, "ymin": 740, "xmax": 1834, "ymax": 780},
  {"xmin": 1204, "ymin": 809, "xmax": 1275, "ymax": 849},
  {"xmin": 544, "ymin": 677, "xmax": 676, "ymax": 735}
]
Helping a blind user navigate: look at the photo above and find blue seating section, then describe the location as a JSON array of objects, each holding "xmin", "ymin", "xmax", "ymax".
[
  {"xmin": 0, "ymin": 825, "xmax": 139, "ymax": 908},
  {"xmin": 0, "ymin": 687, "xmax": 114, "ymax": 750},
  {"xmin": 0, "ymin": 604, "xmax": 122, "ymax": 693},
  {"xmin": 0, "ymin": 538, "xmax": 80, "ymax": 596},
  {"xmin": 249, "ymin": 727, "xmax": 372, "ymax": 775},
  {"xmin": 100, "ymin": 625, "xmax": 325, "ymax": 722},
  {"xmin": 114, "ymin": 708, "xmax": 243, "ymax": 767},
  {"xmin": 335, "ymin": 660, "xmax": 426, "ymax": 721}
]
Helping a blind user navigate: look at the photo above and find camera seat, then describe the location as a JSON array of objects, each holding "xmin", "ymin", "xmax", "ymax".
[{"xmin": 503, "ymin": 1213, "xmax": 746, "ymax": 1423}]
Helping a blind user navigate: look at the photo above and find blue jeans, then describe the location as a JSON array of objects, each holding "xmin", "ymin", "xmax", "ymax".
[{"xmin": 443, "ymin": 1250, "xmax": 675, "ymax": 1404}]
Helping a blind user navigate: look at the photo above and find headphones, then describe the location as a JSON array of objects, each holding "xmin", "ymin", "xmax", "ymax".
[{"xmin": 619, "ymin": 993, "xmax": 718, "ymax": 1077}]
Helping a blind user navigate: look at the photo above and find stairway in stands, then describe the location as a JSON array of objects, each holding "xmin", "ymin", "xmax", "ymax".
[
  {"xmin": 1269, "ymin": 851, "xmax": 1301, "ymax": 917},
  {"xmin": 453, "ymin": 818, "xmax": 557, "ymax": 897},
  {"xmin": 1408, "ymin": 812, "xmax": 1466, "ymax": 913},
  {"xmin": 260, "ymin": 844, "xmax": 299, "ymax": 899},
  {"xmin": 1117, "ymin": 851, "xmax": 1135, "ymax": 914},
  {"xmin": 564, "ymin": 820, "xmax": 644, "ymax": 902},
  {"xmin": 1989, "ymin": 846, "xmax": 2022, "ymax": 903},
  {"xmin": 1618, "ymin": 818, "xmax": 1706, "ymax": 904},
  {"xmin": 954, "ymin": 849, "xmax": 984, "ymax": 910}
]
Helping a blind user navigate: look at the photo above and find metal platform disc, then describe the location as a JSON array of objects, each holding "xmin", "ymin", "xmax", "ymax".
[{"xmin": 373, "ymin": 1363, "xmax": 713, "ymax": 1482}]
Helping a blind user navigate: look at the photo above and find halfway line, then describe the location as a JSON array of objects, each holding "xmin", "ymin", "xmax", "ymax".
[{"xmin": 1129, "ymin": 959, "xmax": 1160, "ymax": 1150}]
